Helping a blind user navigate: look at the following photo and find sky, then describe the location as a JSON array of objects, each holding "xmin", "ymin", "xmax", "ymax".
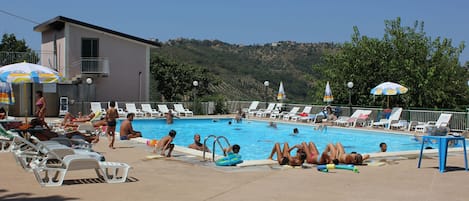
[{"xmin": 1, "ymin": 0, "xmax": 469, "ymax": 63}]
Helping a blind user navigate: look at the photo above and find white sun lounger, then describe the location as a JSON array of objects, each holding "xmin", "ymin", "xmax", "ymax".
[
  {"xmin": 173, "ymin": 104, "xmax": 194, "ymax": 116},
  {"xmin": 415, "ymin": 113, "xmax": 452, "ymax": 133},
  {"xmin": 158, "ymin": 104, "xmax": 177, "ymax": 116},
  {"xmin": 125, "ymin": 103, "xmax": 144, "ymax": 117},
  {"xmin": 334, "ymin": 110, "xmax": 372, "ymax": 127},
  {"xmin": 291, "ymin": 106, "xmax": 313, "ymax": 121},
  {"xmin": 256, "ymin": 103, "xmax": 276, "ymax": 117},
  {"xmin": 141, "ymin": 104, "xmax": 161, "ymax": 117},
  {"xmin": 91, "ymin": 102, "xmax": 106, "ymax": 116},
  {"xmin": 372, "ymin": 107, "xmax": 403, "ymax": 129},
  {"xmin": 282, "ymin": 107, "xmax": 301, "ymax": 121},
  {"xmin": 32, "ymin": 147, "xmax": 129, "ymax": 187}
]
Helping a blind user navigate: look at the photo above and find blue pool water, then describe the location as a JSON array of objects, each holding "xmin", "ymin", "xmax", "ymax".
[{"xmin": 117, "ymin": 118, "xmax": 429, "ymax": 160}]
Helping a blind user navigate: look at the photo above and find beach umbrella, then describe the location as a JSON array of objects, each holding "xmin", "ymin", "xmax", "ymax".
[
  {"xmin": 0, "ymin": 62, "xmax": 61, "ymax": 83},
  {"xmin": 277, "ymin": 81, "xmax": 286, "ymax": 101},
  {"xmin": 0, "ymin": 62, "xmax": 61, "ymax": 117},
  {"xmin": 323, "ymin": 81, "xmax": 333, "ymax": 103},
  {"xmin": 370, "ymin": 82, "xmax": 408, "ymax": 108},
  {"xmin": 0, "ymin": 81, "xmax": 14, "ymax": 105}
]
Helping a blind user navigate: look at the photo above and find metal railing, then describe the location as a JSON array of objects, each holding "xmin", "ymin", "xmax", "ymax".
[
  {"xmin": 71, "ymin": 57, "xmax": 109, "ymax": 75},
  {"xmin": 69, "ymin": 101, "xmax": 469, "ymax": 131},
  {"xmin": 0, "ymin": 51, "xmax": 43, "ymax": 66}
]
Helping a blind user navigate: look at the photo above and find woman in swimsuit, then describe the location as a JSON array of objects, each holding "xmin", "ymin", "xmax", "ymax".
[
  {"xmin": 268, "ymin": 142, "xmax": 306, "ymax": 166},
  {"xmin": 35, "ymin": 91, "xmax": 50, "ymax": 129},
  {"xmin": 106, "ymin": 101, "xmax": 119, "ymax": 149},
  {"xmin": 301, "ymin": 142, "xmax": 334, "ymax": 164},
  {"xmin": 332, "ymin": 142, "xmax": 370, "ymax": 165}
]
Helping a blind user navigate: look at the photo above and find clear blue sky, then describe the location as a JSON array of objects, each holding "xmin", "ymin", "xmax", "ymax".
[{"xmin": 1, "ymin": 0, "xmax": 468, "ymax": 63}]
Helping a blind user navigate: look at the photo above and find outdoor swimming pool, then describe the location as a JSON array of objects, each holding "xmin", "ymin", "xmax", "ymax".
[{"xmin": 117, "ymin": 118, "xmax": 428, "ymax": 160}]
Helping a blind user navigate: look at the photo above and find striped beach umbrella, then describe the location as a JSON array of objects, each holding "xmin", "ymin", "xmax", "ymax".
[
  {"xmin": 0, "ymin": 62, "xmax": 61, "ymax": 83},
  {"xmin": 323, "ymin": 81, "xmax": 333, "ymax": 103},
  {"xmin": 0, "ymin": 81, "xmax": 14, "ymax": 105},
  {"xmin": 371, "ymin": 82, "xmax": 408, "ymax": 107}
]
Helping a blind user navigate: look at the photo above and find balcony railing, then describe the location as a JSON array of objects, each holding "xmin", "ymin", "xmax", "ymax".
[{"xmin": 78, "ymin": 57, "xmax": 109, "ymax": 75}]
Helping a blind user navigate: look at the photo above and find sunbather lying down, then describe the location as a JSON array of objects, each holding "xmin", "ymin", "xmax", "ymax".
[
  {"xmin": 268, "ymin": 142, "xmax": 306, "ymax": 166},
  {"xmin": 323, "ymin": 142, "xmax": 370, "ymax": 165}
]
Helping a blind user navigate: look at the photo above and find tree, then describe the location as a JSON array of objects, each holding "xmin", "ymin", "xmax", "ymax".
[
  {"xmin": 150, "ymin": 56, "xmax": 218, "ymax": 101},
  {"xmin": 313, "ymin": 18, "xmax": 468, "ymax": 109},
  {"xmin": 0, "ymin": 33, "xmax": 39, "ymax": 65}
]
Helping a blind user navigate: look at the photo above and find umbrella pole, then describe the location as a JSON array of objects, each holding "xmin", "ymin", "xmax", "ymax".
[
  {"xmin": 23, "ymin": 84, "xmax": 28, "ymax": 124},
  {"xmin": 387, "ymin": 96, "xmax": 390, "ymax": 108}
]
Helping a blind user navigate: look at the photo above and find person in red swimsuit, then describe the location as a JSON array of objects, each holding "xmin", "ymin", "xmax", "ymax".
[{"xmin": 35, "ymin": 90, "xmax": 49, "ymax": 129}]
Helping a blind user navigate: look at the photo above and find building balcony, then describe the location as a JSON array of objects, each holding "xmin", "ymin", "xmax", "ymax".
[{"xmin": 77, "ymin": 57, "xmax": 109, "ymax": 76}]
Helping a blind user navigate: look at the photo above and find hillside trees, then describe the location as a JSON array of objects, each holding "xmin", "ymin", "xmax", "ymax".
[
  {"xmin": 313, "ymin": 18, "xmax": 468, "ymax": 109},
  {"xmin": 150, "ymin": 55, "xmax": 218, "ymax": 101}
]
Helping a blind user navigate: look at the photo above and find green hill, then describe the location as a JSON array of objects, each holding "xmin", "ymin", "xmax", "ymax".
[{"xmin": 152, "ymin": 38, "xmax": 339, "ymax": 103}]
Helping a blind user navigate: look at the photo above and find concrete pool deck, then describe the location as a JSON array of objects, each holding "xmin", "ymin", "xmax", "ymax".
[
  {"xmin": 2, "ymin": 137, "xmax": 469, "ymax": 201},
  {"xmin": 2, "ymin": 115, "xmax": 468, "ymax": 200}
]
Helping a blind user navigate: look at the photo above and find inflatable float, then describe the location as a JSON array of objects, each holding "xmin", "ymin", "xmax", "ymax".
[
  {"xmin": 317, "ymin": 164, "xmax": 359, "ymax": 173},
  {"xmin": 215, "ymin": 153, "xmax": 243, "ymax": 166}
]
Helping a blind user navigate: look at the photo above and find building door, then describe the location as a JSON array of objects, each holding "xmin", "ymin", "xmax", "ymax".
[{"xmin": 81, "ymin": 38, "xmax": 99, "ymax": 73}]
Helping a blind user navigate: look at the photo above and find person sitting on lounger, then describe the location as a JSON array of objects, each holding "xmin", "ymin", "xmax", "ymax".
[
  {"xmin": 329, "ymin": 142, "xmax": 370, "ymax": 165},
  {"xmin": 154, "ymin": 129, "xmax": 176, "ymax": 157},
  {"xmin": 301, "ymin": 141, "xmax": 334, "ymax": 164},
  {"xmin": 268, "ymin": 142, "xmax": 306, "ymax": 166},
  {"xmin": 188, "ymin": 134, "xmax": 211, "ymax": 152}
]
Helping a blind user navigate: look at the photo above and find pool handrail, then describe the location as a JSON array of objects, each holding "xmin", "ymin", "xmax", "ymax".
[
  {"xmin": 203, "ymin": 135, "xmax": 217, "ymax": 161},
  {"xmin": 213, "ymin": 136, "xmax": 231, "ymax": 161}
]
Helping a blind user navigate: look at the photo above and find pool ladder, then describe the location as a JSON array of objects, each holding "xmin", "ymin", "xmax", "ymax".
[{"xmin": 202, "ymin": 135, "xmax": 231, "ymax": 161}]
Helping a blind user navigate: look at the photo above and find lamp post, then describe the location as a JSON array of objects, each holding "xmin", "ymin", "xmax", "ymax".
[
  {"xmin": 263, "ymin": 80, "xmax": 269, "ymax": 108},
  {"xmin": 193, "ymin": 80, "xmax": 198, "ymax": 114},
  {"xmin": 85, "ymin": 77, "xmax": 93, "ymax": 114},
  {"xmin": 347, "ymin": 81, "xmax": 354, "ymax": 115}
]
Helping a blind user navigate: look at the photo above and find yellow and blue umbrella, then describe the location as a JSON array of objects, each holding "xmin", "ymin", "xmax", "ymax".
[
  {"xmin": 277, "ymin": 81, "xmax": 286, "ymax": 101},
  {"xmin": 0, "ymin": 81, "xmax": 14, "ymax": 105},
  {"xmin": 323, "ymin": 81, "xmax": 333, "ymax": 103},
  {"xmin": 0, "ymin": 62, "xmax": 61, "ymax": 118},
  {"xmin": 371, "ymin": 82, "xmax": 408, "ymax": 107},
  {"xmin": 0, "ymin": 62, "xmax": 61, "ymax": 83}
]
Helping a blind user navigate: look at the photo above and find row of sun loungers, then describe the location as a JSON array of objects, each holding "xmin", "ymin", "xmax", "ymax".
[
  {"xmin": 91, "ymin": 102, "xmax": 193, "ymax": 118},
  {"xmin": 0, "ymin": 125, "xmax": 130, "ymax": 187},
  {"xmin": 245, "ymin": 101, "xmax": 452, "ymax": 131}
]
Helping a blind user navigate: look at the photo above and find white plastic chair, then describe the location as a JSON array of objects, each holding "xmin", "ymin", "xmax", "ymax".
[
  {"xmin": 173, "ymin": 104, "xmax": 194, "ymax": 116},
  {"xmin": 125, "ymin": 103, "xmax": 144, "ymax": 117},
  {"xmin": 415, "ymin": 113, "xmax": 452, "ymax": 133},
  {"xmin": 141, "ymin": 104, "xmax": 160, "ymax": 117}
]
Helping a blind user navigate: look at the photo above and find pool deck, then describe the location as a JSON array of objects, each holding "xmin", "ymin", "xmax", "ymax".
[{"xmin": 2, "ymin": 116, "xmax": 469, "ymax": 200}]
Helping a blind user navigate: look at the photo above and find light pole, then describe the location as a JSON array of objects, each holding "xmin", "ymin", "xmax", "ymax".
[
  {"xmin": 263, "ymin": 80, "xmax": 269, "ymax": 108},
  {"xmin": 347, "ymin": 81, "xmax": 354, "ymax": 115},
  {"xmin": 85, "ymin": 77, "xmax": 93, "ymax": 114},
  {"xmin": 193, "ymin": 80, "xmax": 198, "ymax": 114}
]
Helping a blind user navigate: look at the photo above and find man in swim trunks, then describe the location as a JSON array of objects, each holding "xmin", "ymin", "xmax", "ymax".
[
  {"xmin": 154, "ymin": 130, "xmax": 176, "ymax": 157},
  {"xmin": 188, "ymin": 134, "xmax": 211, "ymax": 152},
  {"xmin": 119, "ymin": 113, "xmax": 142, "ymax": 141},
  {"xmin": 267, "ymin": 142, "xmax": 306, "ymax": 166}
]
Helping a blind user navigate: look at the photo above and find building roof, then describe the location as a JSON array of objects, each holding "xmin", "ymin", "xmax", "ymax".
[{"xmin": 34, "ymin": 16, "xmax": 160, "ymax": 47}]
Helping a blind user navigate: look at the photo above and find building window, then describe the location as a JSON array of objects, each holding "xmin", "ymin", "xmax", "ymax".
[{"xmin": 81, "ymin": 38, "xmax": 99, "ymax": 72}]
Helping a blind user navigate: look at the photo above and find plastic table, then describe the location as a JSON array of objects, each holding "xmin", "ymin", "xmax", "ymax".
[{"xmin": 417, "ymin": 135, "xmax": 468, "ymax": 173}]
